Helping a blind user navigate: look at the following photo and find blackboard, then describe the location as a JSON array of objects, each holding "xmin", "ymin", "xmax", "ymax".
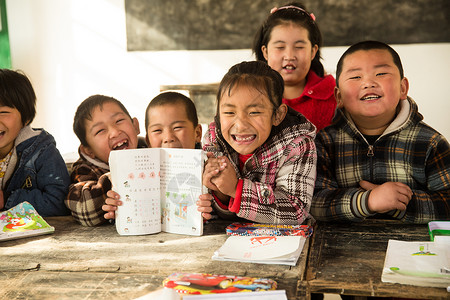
[{"xmin": 125, "ymin": 0, "xmax": 450, "ymax": 51}]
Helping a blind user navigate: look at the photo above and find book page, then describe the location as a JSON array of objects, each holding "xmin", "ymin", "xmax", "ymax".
[
  {"xmin": 110, "ymin": 149, "xmax": 161, "ymax": 235},
  {"xmin": 381, "ymin": 240, "xmax": 450, "ymax": 288},
  {"xmin": 160, "ymin": 148, "xmax": 205, "ymax": 236},
  {"xmin": 212, "ymin": 236, "xmax": 306, "ymax": 266}
]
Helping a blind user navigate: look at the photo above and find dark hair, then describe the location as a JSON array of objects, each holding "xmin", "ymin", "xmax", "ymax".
[
  {"xmin": 145, "ymin": 92, "xmax": 199, "ymax": 132},
  {"xmin": 216, "ymin": 61, "xmax": 284, "ymax": 116},
  {"xmin": 252, "ymin": 2, "xmax": 324, "ymax": 77},
  {"xmin": 336, "ymin": 41, "xmax": 404, "ymax": 87},
  {"xmin": 73, "ymin": 94, "xmax": 132, "ymax": 146},
  {"xmin": 0, "ymin": 69, "xmax": 36, "ymax": 125}
]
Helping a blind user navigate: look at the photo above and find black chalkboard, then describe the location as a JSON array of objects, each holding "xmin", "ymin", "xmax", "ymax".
[{"xmin": 125, "ymin": 0, "xmax": 450, "ymax": 51}]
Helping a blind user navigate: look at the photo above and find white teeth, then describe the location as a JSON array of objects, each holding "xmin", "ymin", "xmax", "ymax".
[
  {"xmin": 113, "ymin": 141, "xmax": 126, "ymax": 149},
  {"xmin": 284, "ymin": 65, "xmax": 295, "ymax": 70},
  {"xmin": 235, "ymin": 136, "xmax": 254, "ymax": 142},
  {"xmin": 361, "ymin": 95, "xmax": 381, "ymax": 100}
]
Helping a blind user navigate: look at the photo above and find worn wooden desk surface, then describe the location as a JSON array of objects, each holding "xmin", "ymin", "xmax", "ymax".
[
  {"xmin": 1, "ymin": 216, "xmax": 309, "ymax": 299},
  {"xmin": 306, "ymin": 220, "xmax": 448, "ymax": 299}
]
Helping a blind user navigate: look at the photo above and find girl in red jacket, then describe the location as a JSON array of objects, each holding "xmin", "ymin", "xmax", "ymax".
[{"xmin": 253, "ymin": 2, "xmax": 336, "ymax": 131}]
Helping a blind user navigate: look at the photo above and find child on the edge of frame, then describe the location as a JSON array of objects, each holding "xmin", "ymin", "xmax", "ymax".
[
  {"xmin": 102, "ymin": 91, "xmax": 215, "ymax": 220},
  {"xmin": 0, "ymin": 69, "xmax": 70, "ymax": 216},
  {"xmin": 253, "ymin": 2, "xmax": 336, "ymax": 131},
  {"xmin": 311, "ymin": 41, "xmax": 450, "ymax": 224},
  {"xmin": 65, "ymin": 95, "xmax": 146, "ymax": 226},
  {"xmin": 199, "ymin": 61, "xmax": 317, "ymax": 225}
]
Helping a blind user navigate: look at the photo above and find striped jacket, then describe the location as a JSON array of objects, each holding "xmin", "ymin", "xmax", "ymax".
[
  {"xmin": 204, "ymin": 108, "xmax": 317, "ymax": 225},
  {"xmin": 312, "ymin": 98, "xmax": 450, "ymax": 223}
]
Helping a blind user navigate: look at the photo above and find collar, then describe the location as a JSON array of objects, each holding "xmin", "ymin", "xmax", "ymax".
[
  {"xmin": 78, "ymin": 146, "xmax": 110, "ymax": 171},
  {"xmin": 286, "ymin": 71, "xmax": 336, "ymax": 101}
]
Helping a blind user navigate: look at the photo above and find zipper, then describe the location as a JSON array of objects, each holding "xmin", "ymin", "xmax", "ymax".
[
  {"xmin": 367, "ymin": 145, "xmax": 374, "ymax": 157},
  {"xmin": 367, "ymin": 144, "xmax": 374, "ymax": 181}
]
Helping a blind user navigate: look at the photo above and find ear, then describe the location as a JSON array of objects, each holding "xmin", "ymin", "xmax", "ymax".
[
  {"xmin": 194, "ymin": 124, "xmax": 202, "ymax": 143},
  {"xmin": 261, "ymin": 45, "xmax": 269, "ymax": 61},
  {"xmin": 311, "ymin": 44, "xmax": 319, "ymax": 61},
  {"xmin": 400, "ymin": 77, "xmax": 409, "ymax": 100},
  {"xmin": 132, "ymin": 117, "xmax": 140, "ymax": 135},
  {"xmin": 80, "ymin": 144, "xmax": 96, "ymax": 159},
  {"xmin": 334, "ymin": 86, "xmax": 345, "ymax": 109},
  {"xmin": 273, "ymin": 104, "xmax": 288, "ymax": 126}
]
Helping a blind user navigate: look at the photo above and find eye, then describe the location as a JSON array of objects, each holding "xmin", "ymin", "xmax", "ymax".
[
  {"xmin": 116, "ymin": 118, "xmax": 125, "ymax": 124},
  {"xmin": 222, "ymin": 111, "xmax": 235, "ymax": 116},
  {"xmin": 94, "ymin": 129, "xmax": 105, "ymax": 136},
  {"xmin": 249, "ymin": 111, "xmax": 262, "ymax": 115},
  {"xmin": 173, "ymin": 126, "xmax": 184, "ymax": 131},
  {"xmin": 376, "ymin": 72, "xmax": 388, "ymax": 76},
  {"xmin": 151, "ymin": 129, "xmax": 162, "ymax": 134},
  {"xmin": 349, "ymin": 76, "xmax": 361, "ymax": 80}
]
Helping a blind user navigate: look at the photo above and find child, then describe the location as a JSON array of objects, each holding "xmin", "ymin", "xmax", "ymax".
[
  {"xmin": 102, "ymin": 92, "xmax": 214, "ymax": 219},
  {"xmin": 312, "ymin": 41, "xmax": 450, "ymax": 224},
  {"xmin": 201, "ymin": 61, "xmax": 317, "ymax": 225},
  {"xmin": 65, "ymin": 95, "xmax": 145, "ymax": 226},
  {"xmin": 0, "ymin": 69, "xmax": 70, "ymax": 216},
  {"xmin": 253, "ymin": 2, "xmax": 336, "ymax": 131},
  {"xmin": 144, "ymin": 91, "xmax": 202, "ymax": 149}
]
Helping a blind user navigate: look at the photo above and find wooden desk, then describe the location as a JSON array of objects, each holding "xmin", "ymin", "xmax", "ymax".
[
  {"xmin": 306, "ymin": 220, "xmax": 448, "ymax": 299},
  {"xmin": 1, "ymin": 216, "xmax": 309, "ymax": 299}
]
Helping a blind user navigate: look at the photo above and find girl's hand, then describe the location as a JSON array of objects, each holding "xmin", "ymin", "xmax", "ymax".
[
  {"xmin": 210, "ymin": 156, "xmax": 238, "ymax": 198},
  {"xmin": 197, "ymin": 193, "xmax": 214, "ymax": 220},
  {"xmin": 102, "ymin": 190, "xmax": 122, "ymax": 219},
  {"xmin": 203, "ymin": 152, "xmax": 226, "ymax": 191},
  {"xmin": 360, "ymin": 180, "xmax": 413, "ymax": 213}
]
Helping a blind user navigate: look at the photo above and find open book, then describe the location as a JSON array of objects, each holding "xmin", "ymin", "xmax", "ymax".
[
  {"xmin": 109, "ymin": 148, "xmax": 206, "ymax": 236},
  {"xmin": 381, "ymin": 239, "xmax": 450, "ymax": 288},
  {"xmin": 0, "ymin": 201, "xmax": 55, "ymax": 242}
]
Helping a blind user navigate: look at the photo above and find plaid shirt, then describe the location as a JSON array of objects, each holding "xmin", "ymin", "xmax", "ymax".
[
  {"xmin": 65, "ymin": 148, "xmax": 111, "ymax": 226},
  {"xmin": 312, "ymin": 98, "xmax": 450, "ymax": 223},
  {"xmin": 204, "ymin": 108, "xmax": 317, "ymax": 225}
]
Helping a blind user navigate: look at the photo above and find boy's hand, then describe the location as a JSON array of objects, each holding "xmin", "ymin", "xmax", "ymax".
[
  {"xmin": 102, "ymin": 190, "xmax": 122, "ymax": 219},
  {"xmin": 197, "ymin": 193, "xmax": 214, "ymax": 220},
  {"xmin": 360, "ymin": 180, "xmax": 412, "ymax": 213}
]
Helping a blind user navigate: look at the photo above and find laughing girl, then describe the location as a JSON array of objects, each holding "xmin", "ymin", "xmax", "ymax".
[{"xmin": 200, "ymin": 61, "xmax": 316, "ymax": 225}]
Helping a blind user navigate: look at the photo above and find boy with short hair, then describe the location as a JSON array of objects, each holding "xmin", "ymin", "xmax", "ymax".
[
  {"xmin": 312, "ymin": 41, "xmax": 450, "ymax": 224},
  {"xmin": 65, "ymin": 95, "xmax": 145, "ymax": 226},
  {"xmin": 102, "ymin": 91, "xmax": 214, "ymax": 220}
]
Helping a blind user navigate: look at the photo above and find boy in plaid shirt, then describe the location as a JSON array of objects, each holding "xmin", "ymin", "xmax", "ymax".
[
  {"xmin": 312, "ymin": 41, "xmax": 450, "ymax": 223},
  {"xmin": 65, "ymin": 95, "xmax": 145, "ymax": 226}
]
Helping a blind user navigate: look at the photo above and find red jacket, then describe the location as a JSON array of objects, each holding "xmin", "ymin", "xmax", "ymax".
[{"xmin": 283, "ymin": 71, "xmax": 336, "ymax": 131}]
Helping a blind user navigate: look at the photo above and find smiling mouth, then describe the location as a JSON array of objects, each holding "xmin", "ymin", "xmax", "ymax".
[
  {"xmin": 361, "ymin": 95, "xmax": 381, "ymax": 101},
  {"xmin": 283, "ymin": 65, "xmax": 296, "ymax": 70},
  {"xmin": 232, "ymin": 135, "xmax": 256, "ymax": 143},
  {"xmin": 112, "ymin": 140, "xmax": 129, "ymax": 150}
]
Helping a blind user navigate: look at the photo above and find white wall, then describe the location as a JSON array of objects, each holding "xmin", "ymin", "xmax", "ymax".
[{"xmin": 6, "ymin": 0, "xmax": 450, "ymax": 156}]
